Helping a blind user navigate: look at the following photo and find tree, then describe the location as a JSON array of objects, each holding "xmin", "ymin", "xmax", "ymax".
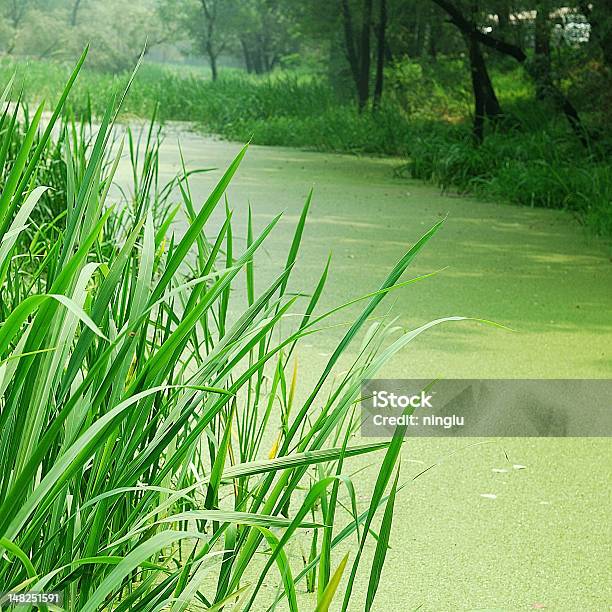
[
  {"xmin": 70, "ymin": 0, "xmax": 82, "ymax": 26},
  {"xmin": 340, "ymin": 0, "xmax": 381, "ymax": 111},
  {"xmin": 421, "ymin": 1, "xmax": 501, "ymax": 142},
  {"xmin": 159, "ymin": 0, "xmax": 240, "ymax": 80},
  {"xmin": 0, "ymin": 0, "xmax": 32, "ymax": 52},
  {"xmin": 236, "ymin": 0, "xmax": 298, "ymax": 74},
  {"xmin": 465, "ymin": 32, "xmax": 503, "ymax": 142},
  {"xmin": 533, "ymin": 0, "xmax": 553, "ymax": 100},
  {"xmin": 340, "ymin": 0, "xmax": 362, "ymax": 104},
  {"xmin": 372, "ymin": 0, "xmax": 387, "ymax": 110},
  {"xmin": 0, "ymin": 0, "xmax": 167, "ymax": 67},
  {"xmin": 198, "ymin": 0, "xmax": 223, "ymax": 80},
  {"xmin": 431, "ymin": 0, "xmax": 588, "ymax": 146}
]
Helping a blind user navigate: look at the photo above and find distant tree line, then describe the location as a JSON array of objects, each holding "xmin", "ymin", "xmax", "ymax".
[
  {"xmin": 1, "ymin": 0, "xmax": 610, "ymax": 143},
  {"xmin": 166, "ymin": 0, "xmax": 610, "ymax": 142}
]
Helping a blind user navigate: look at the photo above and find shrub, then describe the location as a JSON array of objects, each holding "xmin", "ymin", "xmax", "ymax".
[{"xmin": 405, "ymin": 125, "xmax": 612, "ymax": 236}]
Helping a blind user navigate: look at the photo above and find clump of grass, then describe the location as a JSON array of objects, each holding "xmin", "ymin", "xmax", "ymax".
[
  {"xmin": 0, "ymin": 95, "xmax": 69, "ymax": 249},
  {"xmin": 0, "ymin": 58, "xmax": 421, "ymax": 156},
  {"xmin": 404, "ymin": 123, "xmax": 612, "ymax": 237},
  {"xmin": 0, "ymin": 51, "xmax": 458, "ymax": 610}
]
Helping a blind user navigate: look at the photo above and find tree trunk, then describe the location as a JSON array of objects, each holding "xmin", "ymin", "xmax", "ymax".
[
  {"xmin": 472, "ymin": 80, "xmax": 485, "ymax": 144},
  {"xmin": 210, "ymin": 56, "xmax": 218, "ymax": 80},
  {"xmin": 496, "ymin": 4, "xmax": 509, "ymax": 32},
  {"xmin": 384, "ymin": 41, "xmax": 393, "ymax": 64},
  {"xmin": 207, "ymin": 45, "xmax": 218, "ymax": 81},
  {"xmin": 534, "ymin": 2, "xmax": 552, "ymax": 100},
  {"xmin": 340, "ymin": 0, "xmax": 373, "ymax": 110},
  {"xmin": 252, "ymin": 47, "xmax": 264, "ymax": 74},
  {"xmin": 429, "ymin": 4, "xmax": 442, "ymax": 60},
  {"xmin": 358, "ymin": 0, "xmax": 373, "ymax": 111},
  {"xmin": 340, "ymin": 0, "xmax": 361, "ymax": 93},
  {"xmin": 466, "ymin": 34, "xmax": 502, "ymax": 142},
  {"xmin": 70, "ymin": 0, "xmax": 82, "ymax": 26},
  {"xmin": 414, "ymin": 5, "xmax": 426, "ymax": 57},
  {"xmin": 241, "ymin": 38, "xmax": 253, "ymax": 73},
  {"xmin": 431, "ymin": 0, "xmax": 588, "ymax": 146},
  {"xmin": 373, "ymin": 0, "xmax": 387, "ymax": 111},
  {"xmin": 259, "ymin": 33, "xmax": 272, "ymax": 72},
  {"xmin": 480, "ymin": 54, "xmax": 502, "ymax": 120}
]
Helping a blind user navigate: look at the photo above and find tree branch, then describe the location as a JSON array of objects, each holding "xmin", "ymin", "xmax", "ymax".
[
  {"xmin": 431, "ymin": 0, "xmax": 526, "ymax": 62},
  {"xmin": 200, "ymin": 0, "xmax": 212, "ymax": 22}
]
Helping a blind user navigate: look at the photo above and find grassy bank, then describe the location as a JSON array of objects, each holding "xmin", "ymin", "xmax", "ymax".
[
  {"xmin": 403, "ymin": 122, "xmax": 612, "ymax": 237},
  {"xmin": 1, "ymin": 56, "xmax": 610, "ymax": 236}
]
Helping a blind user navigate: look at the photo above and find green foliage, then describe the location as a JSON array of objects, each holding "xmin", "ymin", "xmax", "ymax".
[
  {"xmin": 0, "ymin": 104, "xmax": 67, "ymax": 245},
  {"xmin": 0, "ymin": 0, "xmax": 161, "ymax": 72},
  {"xmin": 1, "ymin": 53, "xmax": 610, "ymax": 236},
  {"xmin": 0, "ymin": 54, "xmax": 455, "ymax": 609},
  {"xmin": 385, "ymin": 57, "xmax": 472, "ymax": 119},
  {"xmin": 404, "ymin": 122, "xmax": 612, "ymax": 236}
]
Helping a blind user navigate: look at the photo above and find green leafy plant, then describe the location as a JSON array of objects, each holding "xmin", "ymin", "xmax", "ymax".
[{"xmin": 0, "ymin": 51, "xmax": 459, "ymax": 610}]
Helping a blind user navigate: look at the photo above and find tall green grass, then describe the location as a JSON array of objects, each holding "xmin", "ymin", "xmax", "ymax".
[
  {"xmin": 0, "ymin": 59, "xmax": 410, "ymax": 155},
  {"xmin": 2, "ymin": 56, "xmax": 609, "ymax": 236},
  {"xmin": 0, "ymin": 52, "xmax": 459, "ymax": 610},
  {"xmin": 403, "ymin": 123, "xmax": 612, "ymax": 236},
  {"xmin": 0, "ymin": 100, "xmax": 68, "ymax": 250}
]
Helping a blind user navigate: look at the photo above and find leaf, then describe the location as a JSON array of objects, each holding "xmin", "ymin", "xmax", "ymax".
[
  {"xmin": 0, "ymin": 292, "xmax": 106, "ymax": 357},
  {"xmin": 365, "ymin": 465, "xmax": 400, "ymax": 612},
  {"xmin": 80, "ymin": 531, "xmax": 199, "ymax": 612},
  {"xmin": 315, "ymin": 553, "xmax": 349, "ymax": 612}
]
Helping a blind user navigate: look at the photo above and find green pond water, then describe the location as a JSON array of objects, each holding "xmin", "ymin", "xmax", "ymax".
[{"xmin": 117, "ymin": 127, "xmax": 611, "ymax": 611}]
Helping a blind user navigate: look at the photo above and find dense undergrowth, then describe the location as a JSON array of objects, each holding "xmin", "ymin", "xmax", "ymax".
[
  {"xmin": 0, "ymin": 51, "xmax": 460, "ymax": 610},
  {"xmin": 403, "ymin": 121, "xmax": 612, "ymax": 237},
  {"xmin": 1, "ymin": 56, "xmax": 610, "ymax": 236}
]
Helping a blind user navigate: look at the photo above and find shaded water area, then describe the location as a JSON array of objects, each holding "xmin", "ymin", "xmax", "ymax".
[{"xmin": 116, "ymin": 126, "xmax": 611, "ymax": 610}]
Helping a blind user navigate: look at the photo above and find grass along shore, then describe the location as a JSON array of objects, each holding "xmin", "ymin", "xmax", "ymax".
[{"xmin": 1, "ymin": 55, "xmax": 610, "ymax": 238}]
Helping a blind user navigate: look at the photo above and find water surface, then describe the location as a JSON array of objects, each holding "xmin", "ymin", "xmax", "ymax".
[{"xmin": 117, "ymin": 127, "xmax": 611, "ymax": 610}]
